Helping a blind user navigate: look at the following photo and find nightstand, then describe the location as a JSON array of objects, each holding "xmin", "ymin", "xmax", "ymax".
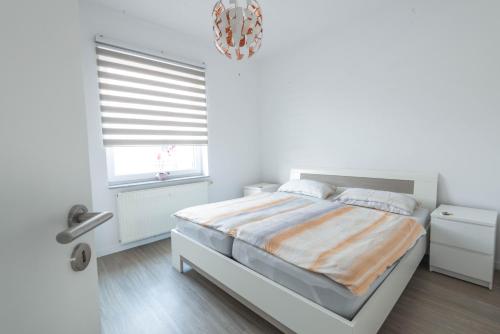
[
  {"xmin": 429, "ymin": 204, "xmax": 497, "ymax": 289},
  {"xmin": 244, "ymin": 183, "xmax": 280, "ymax": 197}
]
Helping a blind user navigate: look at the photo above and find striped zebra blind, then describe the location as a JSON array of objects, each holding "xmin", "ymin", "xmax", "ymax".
[{"xmin": 96, "ymin": 43, "xmax": 208, "ymax": 146}]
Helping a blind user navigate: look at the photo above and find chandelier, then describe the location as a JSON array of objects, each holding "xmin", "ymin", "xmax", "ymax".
[{"xmin": 212, "ymin": 0, "xmax": 263, "ymax": 60}]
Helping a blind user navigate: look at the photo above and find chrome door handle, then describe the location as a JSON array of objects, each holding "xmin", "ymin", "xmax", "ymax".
[{"xmin": 56, "ymin": 205, "xmax": 113, "ymax": 244}]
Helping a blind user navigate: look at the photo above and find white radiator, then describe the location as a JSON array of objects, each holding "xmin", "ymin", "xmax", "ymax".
[{"xmin": 117, "ymin": 181, "xmax": 208, "ymax": 244}]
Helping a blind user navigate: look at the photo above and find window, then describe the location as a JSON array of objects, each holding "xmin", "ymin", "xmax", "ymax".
[
  {"xmin": 95, "ymin": 39, "xmax": 208, "ymax": 185},
  {"xmin": 106, "ymin": 145, "xmax": 207, "ymax": 185}
]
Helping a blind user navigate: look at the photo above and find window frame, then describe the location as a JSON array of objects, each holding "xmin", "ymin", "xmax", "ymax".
[{"xmin": 105, "ymin": 145, "xmax": 206, "ymax": 187}]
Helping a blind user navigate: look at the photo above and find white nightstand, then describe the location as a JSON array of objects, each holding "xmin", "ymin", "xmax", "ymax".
[
  {"xmin": 429, "ymin": 204, "xmax": 497, "ymax": 289},
  {"xmin": 244, "ymin": 183, "xmax": 280, "ymax": 197}
]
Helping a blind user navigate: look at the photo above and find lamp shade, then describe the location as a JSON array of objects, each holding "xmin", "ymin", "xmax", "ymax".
[{"xmin": 212, "ymin": 0, "xmax": 263, "ymax": 60}]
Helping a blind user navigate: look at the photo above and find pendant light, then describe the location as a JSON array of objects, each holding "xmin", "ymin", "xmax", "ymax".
[{"xmin": 212, "ymin": 0, "xmax": 263, "ymax": 60}]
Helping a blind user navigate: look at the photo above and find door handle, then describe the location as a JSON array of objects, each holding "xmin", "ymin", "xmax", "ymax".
[{"xmin": 56, "ymin": 205, "xmax": 113, "ymax": 244}]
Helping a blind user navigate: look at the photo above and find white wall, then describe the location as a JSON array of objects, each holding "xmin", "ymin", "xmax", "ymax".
[
  {"xmin": 79, "ymin": 1, "xmax": 261, "ymax": 256},
  {"xmin": 257, "ymin": 0, "xmax": 500, "ymax": 264}
]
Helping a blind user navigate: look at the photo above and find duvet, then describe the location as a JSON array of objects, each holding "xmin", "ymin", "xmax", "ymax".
[{"xmin": 175, "ymin": 192, "xmax": 425, "ymax": 295}]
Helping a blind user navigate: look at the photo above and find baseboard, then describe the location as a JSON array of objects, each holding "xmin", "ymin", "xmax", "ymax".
[{"xmin": 96, "ymin": 232, "xmax": 171, "ymax": 257}]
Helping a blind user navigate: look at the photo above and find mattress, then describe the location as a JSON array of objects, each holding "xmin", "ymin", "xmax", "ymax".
[
  {"xmin": 231, "ymin": 207, "xmax": 430, "ymax": 320},
  {"xmin": 174, "ymin": 216, "xmax": 234, "ymax": 257}
]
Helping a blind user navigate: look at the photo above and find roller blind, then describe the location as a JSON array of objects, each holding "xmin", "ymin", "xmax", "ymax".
[{"xmin": 95, "ymin": 43, "xmax": 208, "ymax": 146}]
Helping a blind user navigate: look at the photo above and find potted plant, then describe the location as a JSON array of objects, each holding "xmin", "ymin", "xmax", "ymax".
[{"xmin": 155, "ymin": 145, "xmax": 176, "ymax": 181}]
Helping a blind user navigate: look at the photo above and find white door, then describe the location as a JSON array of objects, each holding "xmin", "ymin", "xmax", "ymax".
[{"xmin": 0, "ymin": 1, "xmax": 100, "ymax": 333}]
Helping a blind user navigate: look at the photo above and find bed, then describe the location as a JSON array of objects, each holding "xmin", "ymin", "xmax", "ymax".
[{"xmin": 171, "ymin": 168, "xmax": 438, "ymax": 334}]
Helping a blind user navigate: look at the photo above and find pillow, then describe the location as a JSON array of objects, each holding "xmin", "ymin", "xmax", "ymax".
[
  {"xmin": 278, "ymin": 179, "xmax": 335, "ymax": 199},
  {"xmin": 336, "ymin": 188, "xmax": 417, "ymax": 215}
]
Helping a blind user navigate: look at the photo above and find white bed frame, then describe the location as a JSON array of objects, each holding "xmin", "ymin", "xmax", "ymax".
[{"xmin": 172, "ymin": 168, "xmax": 438, "ymax": 334}]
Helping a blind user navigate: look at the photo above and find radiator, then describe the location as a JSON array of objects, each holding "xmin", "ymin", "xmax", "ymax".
[{"xmin": 117, "ymin": 181, "xmax": 208, "ymax": 244}]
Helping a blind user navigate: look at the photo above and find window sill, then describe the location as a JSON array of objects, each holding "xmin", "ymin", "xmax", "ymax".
[{"xmin": 108, "ymin": 175, "xmax": 211, "ymax": 190}]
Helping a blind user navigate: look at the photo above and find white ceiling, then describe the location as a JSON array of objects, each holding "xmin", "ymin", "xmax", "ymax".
[{"xmin": 83, "ymin": 0, "xmax": 374, "ymax": 58}]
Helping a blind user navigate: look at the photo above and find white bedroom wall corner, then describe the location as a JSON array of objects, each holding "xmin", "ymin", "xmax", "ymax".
[{"xmin": 256, "ymin": 0, "xmax": 500, "ymax": 264}]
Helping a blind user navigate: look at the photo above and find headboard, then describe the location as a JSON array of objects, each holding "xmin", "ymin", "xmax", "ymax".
[{"xmin": 290, "ymin": 168, "xmax": 438, "ymax": 210}]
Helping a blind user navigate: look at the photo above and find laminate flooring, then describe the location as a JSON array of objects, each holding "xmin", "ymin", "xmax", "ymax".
[{"xmin": 98, "ymin": 239, "xmax": 500, "ymax": 334}]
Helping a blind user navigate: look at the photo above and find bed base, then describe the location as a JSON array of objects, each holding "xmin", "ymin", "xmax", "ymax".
[{"xmin": 172, "ymin": 229, "xmax": 426, "ymax": 334}]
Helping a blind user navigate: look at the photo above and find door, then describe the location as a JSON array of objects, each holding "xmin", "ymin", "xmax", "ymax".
[{"xmin": 0, "ymin": 1, "xmax": 100, "ymax": 333}]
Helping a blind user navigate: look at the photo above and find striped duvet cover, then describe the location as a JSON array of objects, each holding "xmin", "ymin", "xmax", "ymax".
[{"xmin": 175, "ymin": 192, "xmax": 425, "ymax": 295}]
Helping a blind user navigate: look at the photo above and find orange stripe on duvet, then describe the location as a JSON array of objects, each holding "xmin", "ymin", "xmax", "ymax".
[
  {"xmin": 308, "ymin": 212, "xmax": 391, "ymax": 271},
  {"xmin": 203, "ymin": 196, "xmax": 295, "ymax": 226},
  {"xmin": 350, "ymin": 221, "xmax": 423, "ymax": 295},
  {"xmin": 265, "ymin": 206, "xmax": 354, "ymax": 254},
  {"xmin": 338, "ymin": 218, "xmax": 423, "ymax": 295},
  {"xmin": 227, "ymin": 201, "xmax": 315, "ymax": 237},
  {"xmin": 345, "ymin": 218, "xmax": 418, "ymax": 278}
]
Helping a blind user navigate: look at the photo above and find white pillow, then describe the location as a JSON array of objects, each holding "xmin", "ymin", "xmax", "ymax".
[
  {"xmin": 278, "ymin": 180, "xmax": 335, "ymax": 199},
  {"xmin": 336, "ymin": 188, "xmax": 417, "ymax": 215}
]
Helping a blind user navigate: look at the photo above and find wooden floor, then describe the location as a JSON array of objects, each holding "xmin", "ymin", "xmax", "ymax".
[{"xmin": 98, "ymin": 239, "xmax": 500, "ymax": 334}]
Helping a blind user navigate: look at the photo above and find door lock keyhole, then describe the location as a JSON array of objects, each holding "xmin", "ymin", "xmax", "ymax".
[{"xmin": 70, "ymin": 243, "xmax": 91, "ymax": 272}]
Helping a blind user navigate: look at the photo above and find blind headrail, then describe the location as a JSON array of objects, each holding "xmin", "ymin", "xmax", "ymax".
[{"xmin": 95, "ymin": 34, "xmax": 206, "ymax": 70}]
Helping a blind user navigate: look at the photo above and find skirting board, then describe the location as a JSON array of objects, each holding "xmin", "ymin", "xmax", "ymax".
[{"xmin": 97, "ymin": 232, "xmax": 170, "ymax": 257}]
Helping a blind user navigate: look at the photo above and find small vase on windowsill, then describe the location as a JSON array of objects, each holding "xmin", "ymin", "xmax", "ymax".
[{"xmin": 155, "ymin": 171, "xmax": 170, "ymax": 181}]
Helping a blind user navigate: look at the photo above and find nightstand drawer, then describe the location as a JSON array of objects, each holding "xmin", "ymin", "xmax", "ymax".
[
  {"xmin": 431, "ymin": 218, "xmax": 495, "ymax": 254},
  {"xmin": 430, "ymin": 243, "xmax": 494, "ymax": 283}
]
